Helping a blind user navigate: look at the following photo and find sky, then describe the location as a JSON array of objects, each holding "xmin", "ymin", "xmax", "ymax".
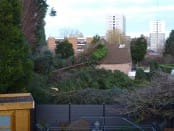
[{"xmin": 45, "ymin": 0, "xmax": 174, "ymax": 39}]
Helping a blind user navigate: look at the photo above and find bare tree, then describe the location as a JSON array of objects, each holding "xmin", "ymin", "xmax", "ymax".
[
  {"xmin": 106, "ymin": 29, "xmax": 126, "ymax": 44},
  {"xmin": 119, "ymin": 72, "xmax": 174, "ymax": 121},
  {"xmin": 60, "ymin": 28, "xmax": 83, "ymax": 37}
]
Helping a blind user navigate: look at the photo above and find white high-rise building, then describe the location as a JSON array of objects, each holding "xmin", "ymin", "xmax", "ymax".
[
  {"xmin": 106, "ymin": 14, "xmax": 126, "ymax": 34},
  {"xmin": 149, "ymin": 20, "xmax": 165, "ymax": 53},
  {"xmin": 150, "ymin": 20, "xmax": 165, "ymax": 33}
]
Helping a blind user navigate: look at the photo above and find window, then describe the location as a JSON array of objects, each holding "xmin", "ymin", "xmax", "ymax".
[{"xmin": 0, "ymin": 112, "xmax": 14, "ymax": 131}]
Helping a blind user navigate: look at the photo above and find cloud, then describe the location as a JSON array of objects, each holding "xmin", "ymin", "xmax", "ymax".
[{"xmin": 45, "ymin": 0, "xmax": 174, "ymax": 38}]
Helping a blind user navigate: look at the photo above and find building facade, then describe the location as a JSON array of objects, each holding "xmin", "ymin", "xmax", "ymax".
[
  {"xmin": 47, "ymin": 37, "xmax": 93, "ymax": 55},
  {"xmin": 106, "ymin": 14, "xmax": 126, "ymax": 34},
  {"xmin": 149, "ymin": 20, "xmax": 165, "ymax": 53}
]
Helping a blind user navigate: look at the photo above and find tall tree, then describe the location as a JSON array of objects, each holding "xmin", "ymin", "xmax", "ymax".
[
  {"xmin": 106, "ymin": 29, "xmax": 126, "ymax": 44},
  {"xmin": 0, "ymin": 0, "xmax": 33, "ymax": 93},
  {"xmin": 55, "ymin": 39, "xmax": 74, "ymax": 59},
  {"xmin": 21, "ymin": 0, "xmax": 48, "ymax": 52},
  {"xmin": 164, "ymin": 30, "xmax": 174, "ymax": 56},
  {"xmin": 131, "ymin": 35, "xmax": 147, "ymax": 64}
]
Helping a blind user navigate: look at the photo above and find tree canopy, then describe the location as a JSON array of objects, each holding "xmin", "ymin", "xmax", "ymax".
[
  {"xmin": 130, "ymin": 36, "xmax": 147, "ymax": 64},
  {"xmin": 55, "ymin": 39, "xmax": 74, "ymax": 59},
  {"xmin": 0, "ymin": 0, "xmax": 33, "ymax": 93},
  {"xmin": 164, "ymin": 30, "xmax": 174, "ymax": 56},
  {"xmin": 91, "ymin": 35, "xmax": 100, "ymax": 44}
]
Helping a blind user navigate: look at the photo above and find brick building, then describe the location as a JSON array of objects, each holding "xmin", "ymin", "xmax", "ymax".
[{"xmin": 47, "ymin": 37, "xmax": 93, "ymax": 55}]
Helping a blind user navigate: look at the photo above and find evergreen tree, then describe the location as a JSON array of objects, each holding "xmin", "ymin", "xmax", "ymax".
[
  {"xmin": 55, "ymin": 39, "xmax": 74, "ymax": 59},
  {"xmin": 131, "ymin": 35, "xmax": 147, "ymax": 64},
  {"xmin": 164, "ymin": 30, "xmax": 174, "ymax": 56},
  {"xmin": 0, "ymin": 0, "xmax": 33, "ymax": 93}
]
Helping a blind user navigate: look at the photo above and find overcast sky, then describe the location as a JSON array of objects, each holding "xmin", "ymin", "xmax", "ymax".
[{"xmin": 45, "ymin": 0, "xmax": 174, "ymax": 39}]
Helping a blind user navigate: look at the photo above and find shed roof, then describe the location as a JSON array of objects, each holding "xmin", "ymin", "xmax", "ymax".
[{"xmin": 0, "ymin": 93, "xmax": 34, "ymax": 110}]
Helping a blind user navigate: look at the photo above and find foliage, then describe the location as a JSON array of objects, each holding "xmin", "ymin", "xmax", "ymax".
[
  {"xmin": 53, "ymin": 88, "xmax": 125, "ymax": 104},
  {"xmin": 119, "ymin": 72, "xmax": 174, "ymax": 122},
  {"xmin": 28, "ymin": 73, "xmax": 53, "ymax": 103},
  {"xmin": 91, "ymin": 35, "xmax": 100, "ymax": 43},
  {"xmin": 33, "ymin": 50, "xmax": 53, "ymax": 74},
  {"xmin": 53, "ymin": 56, "xmax": 74, "ymax": 69},
  {"xmin": 35, "ymin": 0, "xmax": 48, "ymax": 48},
  {"xmin": 163, "ymin": 54, "xmax": 174, "ymax": 64},
  {"xmin": 135, "ymin": 68, "xmax": 151, "ymax": 81},
  {"xmin": 55, "ymin": 39, "xmax": 74, "ymax": 59},
  {"xmin": 159, "ymin": 64, "xmax": 174, "ymax": 73},
  {"xmin": 106, "ymin": 29, "xmax": 126, "ymax": 44},
  {"xmin": 21, "ymin": 0, "xmax": 48, "ymax": 52},
  {"xmin": 149, "ymin": 60, "xmax": 159, "ymax": 72},
  {"xmin": 0, "ymin": 0, "xmax": 33, "ymax": 93},
  {"xmin": 131, "ymin": 36, "xmax": 147, "ymax": 64},
  {"xmin": 91, "ymin": 44, "xmax": 108, "ymax": 62},
  {"xmin": 164, "ymin": 30, "xmax": 174, "ymax": 56},
  {"xmin": 52, "ymin": 67, "xmax": 133, "ymax": 92}
]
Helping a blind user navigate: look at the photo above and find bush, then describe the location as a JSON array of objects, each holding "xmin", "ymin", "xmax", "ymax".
[
  {"xmin": 33, "ymin": 50, "xmax": 53, "ymax": 74},
  {"xmin": 53, "ymin": 67, "xmax": 133, "ymax": 92},
  {"xmin": 136, "ymin": 68, "xmax": 147, "ymax": 80},
  {"xmin": 135, "ymin": 68, "xmax": 152, "ymax": 82},
  {"xmin": 91, "ymin": 44, "xmax": 108, "ymax": 62},
  {"xmin": 150, "ymin": 60, "xmax": 159, "ymax": 72},
  {"xmin": 28, "ymin": 73, "xmax": 53, "ymax": 103},
  {"xmin": 53, "ymin": 88, "xmax": 125, "ymax": 104},
  {"xmin": 159, "ymin": 64, "xmax": 174, "ymax": 73}
]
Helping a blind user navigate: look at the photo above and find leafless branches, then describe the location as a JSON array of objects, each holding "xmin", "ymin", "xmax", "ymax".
[{"xmin": 119, "ymin": 72, "xmax": 174, "ymax": 120}]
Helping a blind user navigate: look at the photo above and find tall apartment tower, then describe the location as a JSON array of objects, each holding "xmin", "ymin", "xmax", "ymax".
[
  {"xmin": 149, "ymin": 20, "xmax": 165, "ymax": 53},
  {"xmin": 106, "ymin": 14, "xmax": 126, "ymax": 34}
]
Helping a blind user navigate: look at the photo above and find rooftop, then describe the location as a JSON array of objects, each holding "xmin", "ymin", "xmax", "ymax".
[
  {"xmin": 0, "ymin": 93, "xmax": 34, "ymax": 110},
  {"xmin": 99, "ymin": 43, "xmax": 132, "ymax": 64}
]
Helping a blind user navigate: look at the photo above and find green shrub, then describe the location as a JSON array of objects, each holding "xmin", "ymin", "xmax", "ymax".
[
  {"xmin": 33, "ymin": 51, "xmax": 53, "ymax": 74},
  {"xmin": 91, "ymin": 44, "xmax": 108, "ymax": 61},
  {"xmin": 28, "ymin": 73, "xmax": 53, "ymax": 103},
  {"xmin": 159, "ymin": 64, "xmax": 174, "ymax": 73},
  {"xmin": 54, "ymin": 67, "xmax": 133, "ymax": 92},
  {"xmin": 135, "ymin": 68, "xmax": 152, "ymax": 82},
  {"xmin": 150, "ymin": 60, "xmax": 159, "ymax": 72}
]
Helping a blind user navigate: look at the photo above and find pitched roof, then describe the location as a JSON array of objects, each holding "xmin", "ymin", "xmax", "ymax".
[{"xmin": 99, "ymin": 43, "xmax": 132, "ymax": 64}]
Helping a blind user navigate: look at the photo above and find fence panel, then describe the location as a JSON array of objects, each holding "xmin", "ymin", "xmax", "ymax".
[
  {"xmin": 35, "ymin": 104, "xmax": 155, "ymax": 131},
  {"xmin": 36, "ymin": 104, "xmax": 69, "ymax": 126}
]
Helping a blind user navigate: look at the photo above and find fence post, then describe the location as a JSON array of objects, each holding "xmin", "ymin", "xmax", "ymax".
[
  {"xmin": 103, "ymin": 103, "xmax": 105, "ymax": 131},
  {"xmin": 69, "ymin": 103, "xmax": 71, "ymax": 123}
]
